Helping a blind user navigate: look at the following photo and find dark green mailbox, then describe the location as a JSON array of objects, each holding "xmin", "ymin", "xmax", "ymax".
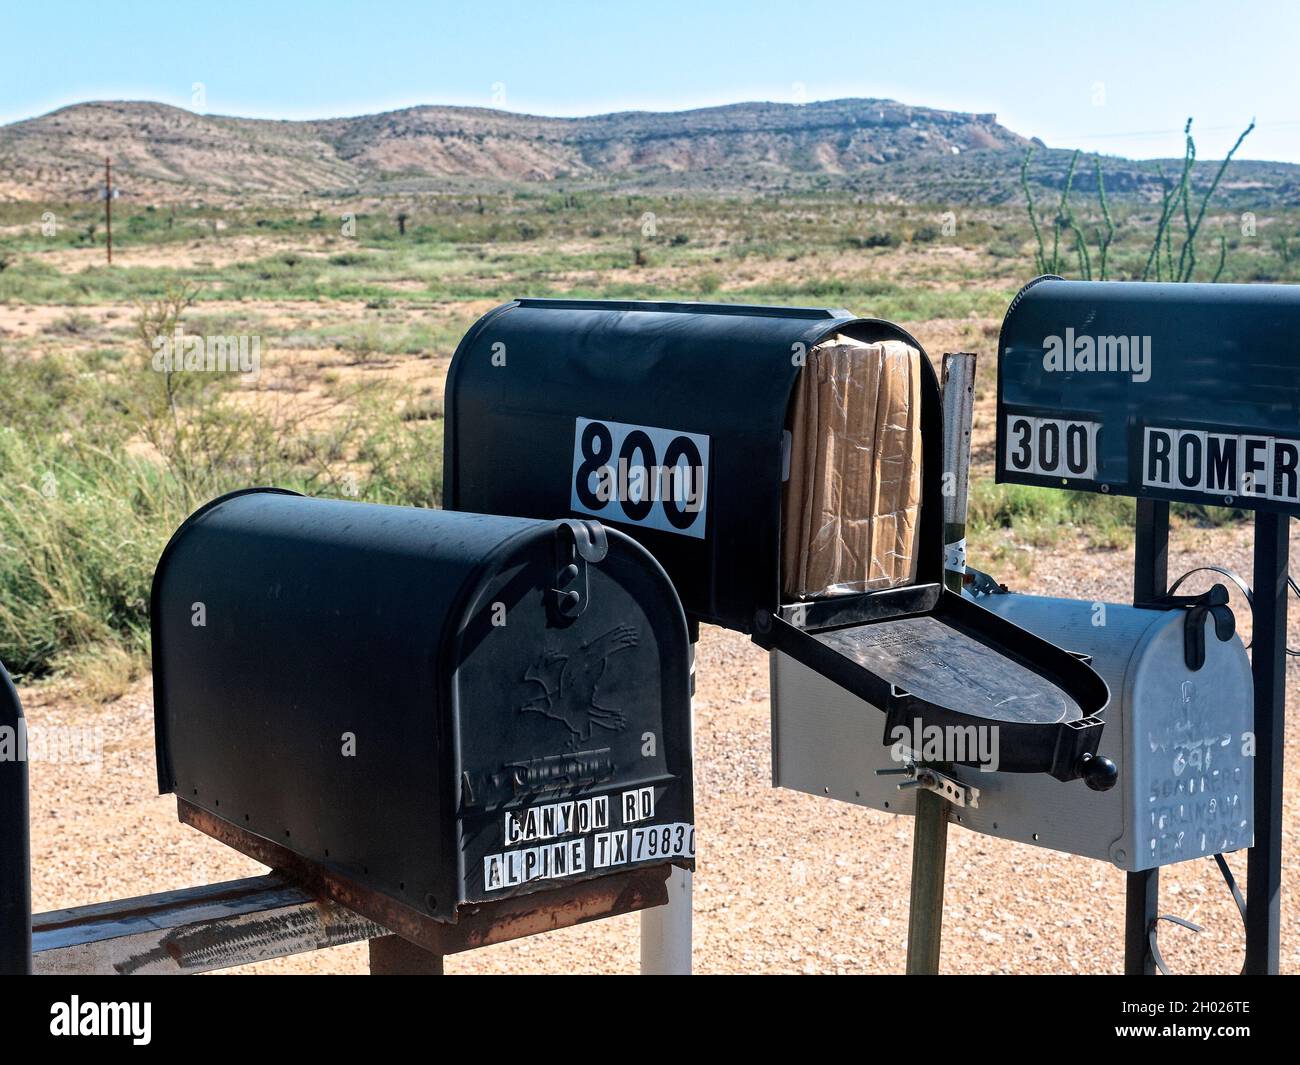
[{"xmin": 998, "ymin": 276, "xmax": 1300, "ymax": 510}]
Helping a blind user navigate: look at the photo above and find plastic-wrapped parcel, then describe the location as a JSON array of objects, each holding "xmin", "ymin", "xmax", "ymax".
[{"xmin": 781, "ymin": 335, "xmax": 922, "ymax": 599}]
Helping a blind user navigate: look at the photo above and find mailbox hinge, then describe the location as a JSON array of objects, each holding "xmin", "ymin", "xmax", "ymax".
[{"xmin": 552, "ymin": 520, "xmax": 609, "ymax": 620}]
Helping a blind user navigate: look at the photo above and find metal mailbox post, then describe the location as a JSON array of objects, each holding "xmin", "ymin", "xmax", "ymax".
[
  {"xmin": 997, "ymin": 276, "xmax": 1300, "ymax": 974},
  {"xmin": 152, "ymin": 489, "xmax": 694, "ymax": 947}
]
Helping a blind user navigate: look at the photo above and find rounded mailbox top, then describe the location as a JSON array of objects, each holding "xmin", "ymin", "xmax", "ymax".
[{"xmin": 443, "ymin": 298, "xmax": 943, "ymax": 630}]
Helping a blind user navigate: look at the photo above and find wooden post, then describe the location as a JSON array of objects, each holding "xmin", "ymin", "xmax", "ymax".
[
  {"xmin": 906, "ymin": 788, "xmax": 949, "ymax": 974},
  {"xmin": 904, "ymin": 352, "xmax": 977, "ymax": 975},
  {"xmin": 104, "ymin": 156, "xmax": 112, "ymax": 265}
]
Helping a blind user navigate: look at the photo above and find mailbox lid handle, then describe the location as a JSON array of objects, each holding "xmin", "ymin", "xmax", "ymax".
[{"xmin": 551, "ymin": 520, "xmax": 609, "ymax": 620}]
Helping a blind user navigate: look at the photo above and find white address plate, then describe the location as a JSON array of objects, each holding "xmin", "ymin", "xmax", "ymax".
[{"xmin": 570, "ymin": 416, "xmax": 710, "ymax": 539}]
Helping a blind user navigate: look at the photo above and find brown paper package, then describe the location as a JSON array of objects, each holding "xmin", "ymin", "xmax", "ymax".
[{"xmin": 781, "ymin": 335, "xmax": 922, "ymax": 600}]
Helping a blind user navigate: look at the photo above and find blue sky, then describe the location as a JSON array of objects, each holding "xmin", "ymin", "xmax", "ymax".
[{"xmin": 2, "ymin": 0, "xmax": 1297, "ymax": 162}]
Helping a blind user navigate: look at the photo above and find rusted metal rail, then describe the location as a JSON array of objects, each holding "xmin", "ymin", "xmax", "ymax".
[
  {"xmin": 33, "ymin": 874, "xmax": 385, "ymax": 975},
  {"xmin": 177, "ymin": 798, "xmax": 673, "ymax": 960},
  {"xmin": 28, "ymin": 801, "xmax": 673, "ymax": 975}
]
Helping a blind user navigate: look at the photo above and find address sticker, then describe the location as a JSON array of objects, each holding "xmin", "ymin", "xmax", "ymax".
[
  {"xmin": 570, "ymin": 417, "xmax": 709, "ymax": 539},
  {"xmin": 1003, "ymin": 414, "xmax": 1100, "ymax": 480},
  {"xmin": 483, "ymin": 787, "xmax": 692, "ymax": 892},
  {"xmin": 1142, "ymin": 426, "xmax": 1300, "ymax": 503}
]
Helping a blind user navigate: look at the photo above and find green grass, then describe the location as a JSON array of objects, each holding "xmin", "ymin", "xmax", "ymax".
[
  {"xmin": 0, "ymin": 336, "xmax": 441, "ymax": 685},
  {"xmin": 970, "ymin": 480, "xmax": 1134, "ymax": 546},
  {"xmin": 5, "ymin": 194, "xmax": 1295, "ymax": 305}
]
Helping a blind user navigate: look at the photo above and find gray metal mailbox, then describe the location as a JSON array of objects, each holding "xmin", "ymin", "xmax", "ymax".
[
  {"xmin": 152, "ymin": 489, "xmax": 694, "ymax": 922},
  {"xmin": 771, "ymin": 591, "xmax": 1253, "ymax": 870}
]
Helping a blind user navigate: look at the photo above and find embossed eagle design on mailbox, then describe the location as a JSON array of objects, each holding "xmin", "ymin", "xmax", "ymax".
[{"xmin": 520, "ymin": 625, "xmax": 639, "ymax": 740}]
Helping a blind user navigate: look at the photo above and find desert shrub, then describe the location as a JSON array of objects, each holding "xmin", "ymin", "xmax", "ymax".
[{"xmin": 0, "ymin": 295, "xmax": 444, "ymax": 680}]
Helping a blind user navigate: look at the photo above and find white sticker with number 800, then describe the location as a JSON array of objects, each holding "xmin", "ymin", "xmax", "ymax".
[{"xmin": 570, "ymin": 417, "xmax": 710, "ymax": 539}]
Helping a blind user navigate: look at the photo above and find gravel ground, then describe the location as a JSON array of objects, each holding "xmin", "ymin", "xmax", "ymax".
[{"xmin": 22, "ymin": 520, "xmax": 1300, "ymax": 974}]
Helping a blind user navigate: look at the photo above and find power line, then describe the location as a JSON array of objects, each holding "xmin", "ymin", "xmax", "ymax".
[{"xmin": 1056, "ymin": 118, "xmax": 1298, "ymax": 142}]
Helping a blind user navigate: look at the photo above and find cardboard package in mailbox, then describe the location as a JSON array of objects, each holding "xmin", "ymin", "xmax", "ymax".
[{"xmin": 782, "ymin": 335, "xmax": 922, "ymax": 600}]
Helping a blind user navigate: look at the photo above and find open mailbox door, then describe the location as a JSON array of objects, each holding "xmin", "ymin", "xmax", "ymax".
[{"xmin": 446, "ymin": 299, "xmax": 1112, "ymax": 786}]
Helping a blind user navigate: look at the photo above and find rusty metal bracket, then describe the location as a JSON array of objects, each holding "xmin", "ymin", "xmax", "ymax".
[{"xmin": 177, "ymin": 798, "xmax": 671, "ymax": 959}]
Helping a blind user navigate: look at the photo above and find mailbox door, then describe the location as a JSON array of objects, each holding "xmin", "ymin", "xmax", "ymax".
[
  {"xmin": 758, "ymin": 588, "xmax": 1111, "ymax": 781},
  {"xmin": 449, "ymin": 526, "xmax": 693, "ymax": 903}
]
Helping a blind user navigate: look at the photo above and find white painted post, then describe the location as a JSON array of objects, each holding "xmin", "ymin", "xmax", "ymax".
[
  {"xmin": 640, "ymin": 865, "xmax": 692, "ymax": 974},
  {"xmin": 640, "ymin": 640, "xmax": 694, "ymax": 974}
]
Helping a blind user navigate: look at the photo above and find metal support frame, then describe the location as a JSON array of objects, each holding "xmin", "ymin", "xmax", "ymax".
[
  {"xmin": 1245, "ymin": 511, "xmax": 1289, "ymax": 974},
  {"xmin": 33, "ymin": 874, "xmax": 385, "ymax": 974},
  {"xmin": 178, "ymin": 798, "xmax": 673, "ymax": 964},
  {"xmin": 11, "ymin": 789, "xmax": 683, "ymax": 975},
  {"xmin": 1127, "ymin": 500, "xmax": 1289, "ymax": 975},
  {"xmin": 32, "ymin": 850, "xmax": 674, "ymax": 975},
  {"xmin": 941, "ymin": 353, "xmax": 977, "ymax": 595},
  {"xmin": 1125, "ymin": 499, "xmax": 1168, "ymax": 974}
]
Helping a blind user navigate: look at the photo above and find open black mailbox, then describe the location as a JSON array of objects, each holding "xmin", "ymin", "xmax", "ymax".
[
  {"xmin": 998, "ymin": 276, "xmax": 1300, "ymax": 509},
  {"xmin": 446, "ymin": 300, "xmax": 1112, "ymax": 786},
  {"xmin": 152, "ymin": 489, "xmax": 693, "ymax": 923}
]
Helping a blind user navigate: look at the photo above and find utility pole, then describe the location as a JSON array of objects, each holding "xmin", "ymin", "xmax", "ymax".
[{"xmin": 104, "ymin": 156, "xmax": 112, "ymax": 265}]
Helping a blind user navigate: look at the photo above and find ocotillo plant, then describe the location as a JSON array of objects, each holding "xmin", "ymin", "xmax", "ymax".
[{"xmin": 1020, "ymin": 118, "xmax": 1254, "ymax": 282}]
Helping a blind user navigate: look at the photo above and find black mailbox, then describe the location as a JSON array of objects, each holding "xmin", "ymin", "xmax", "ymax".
[
  {"xmin": 998, "ymin": 276, "xmax": 1300, "ymax": 510},
  {"xmin": 446, "ymin": 299, "xmax": 940, "ymax": 632},
  {"xmin": 445, "ymin": 300, "xmax": 1114, "ymax": 786},
  {"xmin": 152, "ymin": 489, "xmax": 693, "ymax": 921}
]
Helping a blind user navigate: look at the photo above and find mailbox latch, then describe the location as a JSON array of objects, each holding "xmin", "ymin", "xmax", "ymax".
[
  {"xmin": 552, "ymin": 520, "xmax": 609, "ymax": 620},
  {"xmin": 1139, "ymin": 582, "xmax": 1236, "ymax": 672}
]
